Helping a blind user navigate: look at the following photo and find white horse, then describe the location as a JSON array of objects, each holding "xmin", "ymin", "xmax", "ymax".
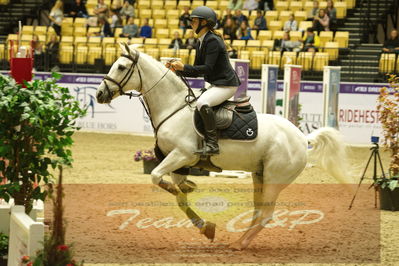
[{"xmin": 96, "ymin": 44, "xmax": 350, "ymax": 250}]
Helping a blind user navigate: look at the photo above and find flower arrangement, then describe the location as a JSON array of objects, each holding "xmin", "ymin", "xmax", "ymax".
[
  {"xmin": 376, "ymin": 74, "xmax": 399, "ymax": 190},
  {"xmin": 134, "ymin": 149, "xmax": 158, "ymax": 162}
]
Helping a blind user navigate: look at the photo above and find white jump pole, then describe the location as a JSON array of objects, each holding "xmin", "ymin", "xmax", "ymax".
[
  {"xmin": 322, "ymin": 66, "xmax": 341, "ymax": 129},
  {"xmin": 283, "ymin": 64, "xmax": 302, "ymax": 125},
  {"xmin": 260, "ymin": 64, "xmax": 279, "ymax": 114}
]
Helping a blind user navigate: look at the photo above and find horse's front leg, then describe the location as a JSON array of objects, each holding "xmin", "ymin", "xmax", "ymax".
[{"xmin": 171, "ymin": 172, "xmax": 197, "ymax": 193}]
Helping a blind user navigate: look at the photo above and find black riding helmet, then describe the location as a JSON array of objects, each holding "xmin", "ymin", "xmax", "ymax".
[{"xmin": 190, "ymin": 6, "xmax": 217, "ymax": 34}]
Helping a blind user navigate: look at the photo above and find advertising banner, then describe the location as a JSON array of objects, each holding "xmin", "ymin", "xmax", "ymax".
[
  {"xmin": 323, "ymin": 66, "xmax": 341, "ymax": 129},
  {"xmin": 260, "ymin": 64, "xmax": 279, "ymax": 114},
  {"xmin": 283, "ymin": 65, "xmax": 302, "ymax": 126},
  {"xmin": 230, "ymin": 59, "xmax": 250, "ymax": 100}
]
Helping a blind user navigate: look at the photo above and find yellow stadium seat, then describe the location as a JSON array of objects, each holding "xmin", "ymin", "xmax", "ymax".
[
  {"xmin": 35, "ymin": 26, "xmax": 47, "ymax": 35},
  {"xmin": 61, "ymin": 25, "xmax": 73, "ymax": 36},
  {"xmin": 87, "ymin": 47, "xmax": 102, "ymax": 64},
  {"xmin": 74, "ymin": 26, "xmax": 87, "ymax": 37},
  {"xmin": 379, "ymin": 53, "xmax": 396, "ymax": 73},
  {"xmin": 22, "ymin": 25, "xmax": 34, "ymax": 35},
  {"xmin": 282, "ymin": 51, "xmax": 297, "ymax": 67},
  {"xmin": 114, "ymin": 28, "xmax": 123, "ymax": 37},
  {"xmin": 74, "ymin": 17, "xmax": 86, "ymax": 27},
  {"xmin": 290, "ymin": 1, "xmax": 303, "ymax": 12},
  {"xmin": 177, "ymin": 0, "xmax": 191, "ymax": 9},
  {"xmin": 218, "ymin": 1, "xmax": 229, "ymax": 10},
  {"xmin": 160, "ymin": 48, "xmax": 176, "ymax": 58},
  {"xmin": 275, "ymin": 1, "xmax": 289, "ymax": 12},
  {"xmin": 265, "ymin": 10, "xmax": 279, "ymax": 22},
  {"xmin": 141, "ymin": 18, "xmax": 154, "ymax": 27},
  {"xmin": 191, "ymin": 0, "xmax": 204, "ymax": 9},
  {"xmin": 345, "ymin": 0, "xmax": 355, "ymax": 9},
  {"xmin": 273, "ymin": 30, "xmax": 285, "ymax": 40},
  {"xmin": 75, "ymin": 46, "xmax": 88, "ymax": 64},
  {"xmin": 104, "ymin": 47, "xmax": 117, "ymax": 65},
  {"xmin": 152, "ymin": 0, "xmax": 164, "ymax": 9},
  {"xmin": 247, "ymin": 40, "xmax": 261, "ymax": 51},
  {"xmin": 261, "ymin": 40, "xmax": 275, "ymax": 51},
  {"xmin": 319, "ymin": 31, "xmax": 334, "ymax": 48},
  {"xmin": 268, "ymin": 51, "xmax": 281, "ymax": 66},
  {"xmin": 231, "ymin": 40, "xmax": 246, "ymax": 51},
  {"xmin": 116, "ymin": 37, "xmax": 129, "ymax": 44},
  {"xmin": 279, "ymin": 11, "xmax": 292, "ymax": 24},
  {"xmin": 298, "ymin": 21, "xmax": 313, "ymax": 32},
  {"xmin": 59, "ymin": 45, "xmax": 74, "ymax": 64},
  {"xmin": 313, "ymin": 52, "xmax": 329, "ymax": 71},
  {"xmin": 138, "ymin": 0, "xmax": 151, "ymax": 9},
  {"xmin": 0, "ymin": 44, "xmax": 4, "ymax": 61},
  {"xmin": 102, "ymin": 37, "xmax": 115, "ymax": 49},
  {"xmin": 319, "ymin": 1, "xmax": 327, "ymax": 9},
  {"xmin": 294, "ymin": 11, "xmax": 307, "ymax": 22},
  {"xmin": 156, "ymin": 28, "xmax": 170, "ymax": 39},
  {"xmin": 60, "ymin": 36, "xmax": 74, "ymax": 48},
  {"xmin": 324, "ymin": 41, "xmax": 339, "ymax": 60},
  {"xmin": 304, "ymin": 1, "xmax": 314, "ymax": 16},
  {"xmin": 63, "ymin": 17, "xmax": 74, "ymax": 25},
  {"xmin": 297, "ymin": 52, "xmax": 314, "ymax": 70},
  {"xmin": 289, "ymin": 31, "xmax": 303, "ymax": 41},
  {"xmin": 169, "ymin": 29, "xmax": 184, "ymax": 39},
  {"xmin": 164, "ymin": 0, "xmax": 177, "ymax": 9},
  {"xmin": 268, "ymin": 21, "xmax": 283, "ymax": 32},
  {"xmin": 251, "ymin": 50, "xmax": 267, "ymax": 69},
  {"xmin": 37, "ymin": 35, "xmax": 46, "ymax": 42},
  {"xmin": 87, "ymin": 27, "xmax": 100, "ymax": 36},
  {"xmin": 335, "ymin": 2, "xmax": 347, "ymax": 19},
  {"xmin": 153, "ymin": 9, "xmax": 166, "ymax": 19},
  {"xmin": 74, "ymin": 36, "xmax": 87, "ymax": 47},
  {"xmin": 145, "ymin": 47, "xmax": 160, "ymax": 60},
  {"xmin": 177, "ymin": 48, "xmax": 190, "ymax": 64},
  {"xmin": 144, "ymin": 38, "xmax": 158, "ymax": 48},
  {"xmin": 166, "ymin": 9, "xmax": 179, "ymax": 18},
  {"xmin": 238, "ymin": 50, "xmax": 250, "ymax": 60},
  {"xmin": 206, "ymin": 1, "xmax": 218, "ymax": 9},
  {"xmin": 168, "ymin": 20, "xmax": 180, "ymax": 31},
  {"xmin": 139, "ymin": 9, "xmax": 152, "ymax": 19},
  {"xmin": 154, "ymin": 19, "xmax": 168, "ymax": 29},
  {"xmin": 87, "ymin": 37, "xmax": 101, "ymax": 47},
  {"xmin": 334, "ymin": 31, "xmax": 349, "ymax": 48},
  {"xmin": 129, "ymin": 37, "xmax": 144, "ymax": 45},
  {"xmin": 189, "ymin": 49, "xmax": 196, "ymax": 64},
  {"xmin": 158, "ymin": 38, "xmax": 172, "ymax": 49},
  {"xmin": 257, "ymin": 30, "xmax": 273, "ymax": 41}
]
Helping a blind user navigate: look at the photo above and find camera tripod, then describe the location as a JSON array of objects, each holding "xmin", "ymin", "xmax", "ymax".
[{"xmin": 349, "ymin": 142, "xmax": 386, "ymax": 209}]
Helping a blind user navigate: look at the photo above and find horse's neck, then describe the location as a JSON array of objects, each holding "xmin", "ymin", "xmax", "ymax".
[{"xmin": 139, "ymin": 57, "xmax": 189, "ymax": 128}]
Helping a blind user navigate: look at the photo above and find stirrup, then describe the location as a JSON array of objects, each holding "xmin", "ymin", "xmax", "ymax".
[{"xmin": 194, "ymin": 146, "xmax": 219, "ymax": 155}]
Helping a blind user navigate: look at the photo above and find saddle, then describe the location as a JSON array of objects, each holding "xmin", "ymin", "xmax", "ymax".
[{"xmin": 194, "ymin": 96, "xmax": 258, "ymax": 141}]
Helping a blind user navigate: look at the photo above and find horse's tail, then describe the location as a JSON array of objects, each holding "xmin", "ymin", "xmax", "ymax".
[{"xmin": 306, "ymin": 127, "xmax": 354, "ymax": 184}]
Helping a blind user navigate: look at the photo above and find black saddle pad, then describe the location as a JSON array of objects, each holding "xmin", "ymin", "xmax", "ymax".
[{"xmin": 194, "ymin": 106, "xmax": 258, "ymax": 140}]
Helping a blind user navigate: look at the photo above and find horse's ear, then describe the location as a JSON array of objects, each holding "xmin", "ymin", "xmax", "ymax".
[{"xmin": 118, "ymin": 42, "xmax": 130, "ymax": 54}]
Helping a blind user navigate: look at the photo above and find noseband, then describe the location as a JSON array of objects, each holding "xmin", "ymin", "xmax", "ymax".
[{"xmin": 103, "ymin": 49, "xmax": 142, "ymax": 100}]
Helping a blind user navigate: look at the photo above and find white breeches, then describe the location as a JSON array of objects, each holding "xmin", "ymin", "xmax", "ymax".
[{"xmin": 196, "ymin": 85, "xmax": 238, "ymax": 110}]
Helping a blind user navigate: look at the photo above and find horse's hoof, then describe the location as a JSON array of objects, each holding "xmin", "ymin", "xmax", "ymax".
[
  {"xmin": 178, "ymin": 180, "xmax": 197, "ymax": 193},
  {"xmin": 200, "ymin": 221, "xmax": 216, "ymax": 242},
  {"xmin": 229, "ymin": 241, "xmax": 244, "ymax": 251}
]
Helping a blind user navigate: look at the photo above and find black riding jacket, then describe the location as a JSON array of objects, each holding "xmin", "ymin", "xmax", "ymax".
[{"xmin": 179, "ymin": 31, "xmax": 241, "ymax": 86}]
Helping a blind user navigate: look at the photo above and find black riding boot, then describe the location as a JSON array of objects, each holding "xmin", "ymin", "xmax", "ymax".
[{"xmin": 195, "ymin": 105, "xmax": 219, "ymax": 155}]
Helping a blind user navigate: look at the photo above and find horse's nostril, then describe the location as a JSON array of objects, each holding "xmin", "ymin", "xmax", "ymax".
[{"xmin": 97, "ymin": 90, "xmax": 103, "ymax": 98}]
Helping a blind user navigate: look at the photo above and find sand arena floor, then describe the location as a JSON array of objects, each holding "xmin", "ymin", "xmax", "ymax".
[{"xmin": 45, "ymin": 132, "xmax": 399, "ymax": 265}]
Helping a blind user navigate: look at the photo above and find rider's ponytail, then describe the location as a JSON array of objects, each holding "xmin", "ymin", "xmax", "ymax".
[{"xmin": 209, "ymin": 28, "xmax": 227, "ymax": 48}]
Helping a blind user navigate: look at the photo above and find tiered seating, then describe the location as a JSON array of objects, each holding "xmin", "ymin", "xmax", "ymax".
[{"xmin": 379, "ymin": 53, "xmax": 397, "ymax": 73}]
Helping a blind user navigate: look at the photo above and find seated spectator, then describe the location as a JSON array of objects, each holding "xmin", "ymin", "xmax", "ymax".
[
  {"xmin": 169, "ymin": 31, "xmax": 184, "ymax": 50},
  {"xmin": 220, "ymin": 9, "xmax": 236, "ymax": 28},
  {"xmin": 94, "ymin": 0, "xmax": 109, "ymax": 17},
  {"xmin": 185, "ymin": 31, "xmax": 198, "ymax": 50},
  {"xmin": 179, "ymin": 6, "xmax": 191, "ymax": 33},
  {"xmin": 313, "ymin": 9, "xmax": 329, "ymax": 32},
  {"xmin": 274, "ymin": 31, "xmax": 301, "ymax": 52},
  {"xmin": 228, "ymin": 0, "xmax": 243, "ymax": 10},
  {"xmin": 32, "ymin": 34, "xmax": 43, "ymax": 70},
  {"xmin": 258, "ymin": 0, "xmax": 273, "ymax": 11},
  {"xmin": 225, "ymin": 41, "xmax": 238, "ymax": 58},
  {"xmin": 307, "ymin": 1, "xmax": 320, "ymax": 21},
  {"xmin": 253, "ymin": 9, "xmax": 267, "ymax": 31},
  {"xmin": 69, "ymin": 0, "xmax": 88, "ymax": 18},
  {"xmin": 89, "ymin": 16, "xmax": 113, "ymax": 37},
  {"xmin": 284, "ymin": 14, "xmax": 298, "ymax": 32},
  {"xmin": 326, "ymin": 0, "xmax": 337, "ymax": 30},
  {"xmin": 111, "ymin": 0, "xmax": 123, "ymax": 13},
  {"xmin": 120, "ymin": 0, "xmax": 135, "ymax": 22},
  {"xmin": 234, "ymin": 9, "xmax": 248, "ymax": 26},
  {"xmin": 382, "ymin": 29, "xmax": 399, "ymax": 53},
  {"xmin": 236, "ymin": 20, "xmax": 253, "ymax": 40},
  {"xmin": 46, "ymin": 34, "xmax": 59, "ymax": 70},
  {"xmin": 120, "ymin": 17, "xmax": 139, "ymax": 38},
  {"xmin": 301, "ymin": 27, "xmax": 320, "ymax": 52},
  {"xmin": 243, "ymin": 0, "xmax": 258, "ymax": 11},
  {"xmin": 223, "ymin": 17, "xmax": 238, "ymax": 40},
  {"xmin": 139, "ymin": 18, "xmax": 152, "ymax": 38},
  {"xmin": 48, "ymin": 0, "xmax": 63, "ymax": 36},
  {"xmin": 110, "ymin": 9, "xmax": 122, "ymax": 31}
]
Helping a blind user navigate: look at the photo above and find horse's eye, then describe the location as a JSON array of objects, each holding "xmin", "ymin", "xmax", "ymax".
[{"xmin": 118, "ymin": 65, "xmax": 126, "ymax": 71}]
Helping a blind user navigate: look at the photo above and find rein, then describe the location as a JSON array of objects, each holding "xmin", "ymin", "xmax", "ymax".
[{"xmin": 101, "ymin": 45, "xmax": 199, "ymax": 136}]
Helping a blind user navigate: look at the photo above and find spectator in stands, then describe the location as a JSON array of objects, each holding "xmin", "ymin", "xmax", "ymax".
[
  {"xmin": 120, "ymin": 17, "xmax": 139, "ymax": 38},
  {"xmin": 252, "ymin": 9, "xmax": 267, "ymax": 32},
  {"xmin": 185, "ymin": 31, "xmax": 198, "ymax": 50},
  {"xmin": 69, "ymin": 0, "xmax": 88, "ymax": 18},
  {"xmin": 139, "ymin": 18, "xmax": 152, "ymax": 38},
  {"xmin": 258, "ymin": 0, "xmax": 273, "ymax": 11},
  {"xmin": 110, "ymin": 9, "xmax": 122, "ymax": 31},
  {"xmin": 94, "ymin": 0, "xmax": 109, "ymax": 17},
  {"xmin": 220, "ymin": 9, "xmax": 235, "ymax": 28},
  {"xmin": 236, "ymin": 20, "xmax": 253, "ymax": 40},
  {"xmin": 283, "ymin": 14, "xmax": 298, "ymax": 32},
  {"xmin": 234, "ymin": 9, "xmax": 248, "ymax": 25},
  {"xmin": 307, "ymin": 1, "xmax": 320, "ymax": 21},
  {"xmin": 111, "ymin": 0, "xmax": 123, "ymax": 13},
  {"xmin": 223, "ymin": 17, "xmax": 237, "ymax": 40},
  {"xmin": 382, "ymin": 29, "xmax": 399, "ymax": 53},
  {"xmin": 46, "ymin": 34, "xmax": 59, "ymax": 70},
  {"xmin": 179, "ymin": 6, "xmax": 191, "ymax": 33},
  {"xmin": 32, "ymin": 34, "xmax": 43, "ymax": 70},
  {"xmin": 169, "ymin": 31, "xmax": 185, "ymax": 50},
  {"xmin": 119, "ymin": 0, "xmax": 135, "ymax": 22},
  {"xmin": 326, "ymin": 0, "xmax": 337, "ymax": 30},
  {"xmin": 274, "ymin": 31, "xmax": 301, "ymax": 52},
  {"xmin": 228, "ymin": 0, "xmax": 243, "ymax": 10},
  {"xmin": 90, "ymin": 16, "xmax": 113, "ymax": 37},
  {"xmin": 243, "ymin": 0, "xmax": 258, "ymax": 11},
  {"xmin": 48, "ymin": 0, "xmax": 63, "ymax": 36},
  {"xmin": 313, "ymin": 9, "xmax": 329, "ymax": 32},
  {"xmin": 301, "ymin": 27, "xmax": 320, "ymax": 52}
]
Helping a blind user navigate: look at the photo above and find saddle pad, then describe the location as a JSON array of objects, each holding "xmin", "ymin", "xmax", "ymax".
[{"xmin": 194, "ymin": 108, "xmax": 258, "ymax": 140}]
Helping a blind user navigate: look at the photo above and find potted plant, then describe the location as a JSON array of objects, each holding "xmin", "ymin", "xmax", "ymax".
[
  {"xmin": 134, "ymin": 149, "xmax": 159, "ymax": 174},
  {"xmin": 376, "ymin": 74, "xmax": 399, "ymax": 211},
  {"xmin": 0, "ymin": 73, "xmax": 86, "ymax": 214}
]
